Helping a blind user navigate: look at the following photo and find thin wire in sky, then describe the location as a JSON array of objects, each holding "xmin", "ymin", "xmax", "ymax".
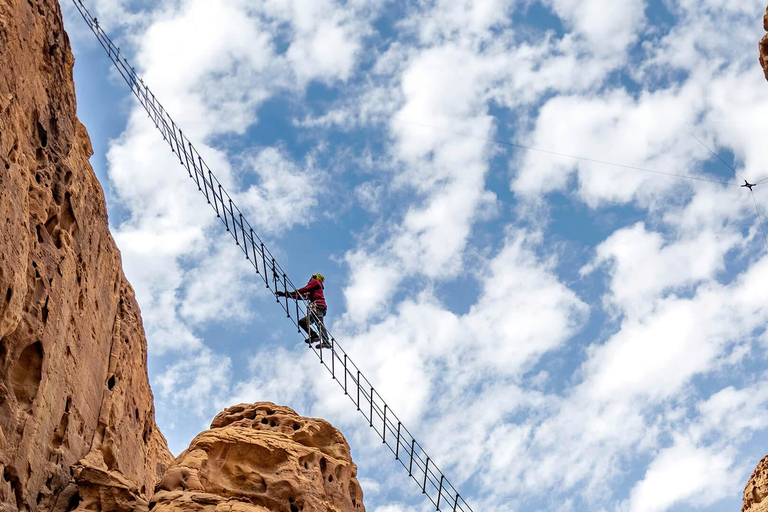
[
  {"xmin": 685, "ymin": 122, "xmax": 748, "ymax": 182},
  {"xmin": 686, "ymin": 124, "xmax": 768, "ymax": 255},
  {"xmin": 394, "ymin": 118, "xmax": 737, "ymax": 187},
  {"xmin": 751, "ymin": 191, "xmax": 768, "ymax": 255}
]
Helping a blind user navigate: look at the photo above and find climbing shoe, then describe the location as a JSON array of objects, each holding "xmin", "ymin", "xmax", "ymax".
[{"xmin": 315, "ymin": 341, "xmax": 332, "ymax": 349}]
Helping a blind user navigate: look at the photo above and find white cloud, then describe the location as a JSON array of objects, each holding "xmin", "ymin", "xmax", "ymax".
[
  {"xmin": 627, "ymin": 440, "xmax": 736, "ymax": 512},
  {"xmin": 237, "ymin": 147, "xmax": 324, "ymax": 235},
  {"xmin": 155, "ymin": 347, "xmax": 232, "ymax": 417},
  {"xmin": 545, "ymin": 0, "xmax": 646, "ymax": 55}
]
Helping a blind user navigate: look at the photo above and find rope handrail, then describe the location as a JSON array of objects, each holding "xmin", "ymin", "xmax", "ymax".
[{"xmin": 70, "ymin": 1, "xmax": 474, "ymax": 510}]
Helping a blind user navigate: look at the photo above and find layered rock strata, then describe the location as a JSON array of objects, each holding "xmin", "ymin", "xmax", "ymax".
[
  {"xmin": 151, "ymin": 403, "xmax": 365, "ymax": 512},
  {"xmin": 0, "ymin": 0, "xmax": 173, "ymax": 510},
  {"xmin": 762, "ymin": 4, "xmax": 768, "ymax": 81}
]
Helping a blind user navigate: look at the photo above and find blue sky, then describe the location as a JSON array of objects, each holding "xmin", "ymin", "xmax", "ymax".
[{"xmin": 61, "ymin": 1, "xmax": 768, "ymax": 511}]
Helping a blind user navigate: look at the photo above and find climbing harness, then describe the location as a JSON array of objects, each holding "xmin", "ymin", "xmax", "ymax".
[{"xmin": 70, "ymin": 2, "xmax": 473, "ymax": 511}]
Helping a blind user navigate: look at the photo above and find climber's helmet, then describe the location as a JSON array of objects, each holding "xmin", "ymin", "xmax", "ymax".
[{"xmin": 312, "ymin": 273, "xmax": 325, "ymax": 283}]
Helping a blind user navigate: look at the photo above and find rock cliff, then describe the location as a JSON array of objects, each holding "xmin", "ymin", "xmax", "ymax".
[
  {"xmin": 744, "ymin": 455, "xmax": 768, "ymax": 512},
  {"xmin": 152, "ymin": 403, "xmax": 365, "ymax": 512},
  {"xmin": 762, "ymin": 6, "xmax": 768, "ymax": 81},
  {"xmin": 0, "ymin": 0, "xmax": 173, "ymax": 510}
]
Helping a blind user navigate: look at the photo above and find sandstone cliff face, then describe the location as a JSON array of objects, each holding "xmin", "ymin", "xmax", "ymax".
[
  {"xmin": 761, "ymin": 5, "xmax": 768, "ymax": 81},
  {"xmin": 744, "ymin": 455, "xmax": 768, "ymax": 512},
  {"xmin": 152, "ymin": 403, "xmax": 365, "ymax": 512},
  {"xmin": 0, "ymin": 0, "xmax": 173, "ymax": 510}
]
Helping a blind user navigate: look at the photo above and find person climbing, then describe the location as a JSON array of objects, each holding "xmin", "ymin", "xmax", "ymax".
[
  {"xmin": 276, "ymin": 273, "xmax": 330, "ymax": 349},
  {"xmin": 742, "ymin": 179, "xmax": 756, "ymax": 191}
]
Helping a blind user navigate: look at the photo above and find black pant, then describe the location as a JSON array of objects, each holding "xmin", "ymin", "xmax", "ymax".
[{"xmin": 299, "ymin": 305, "xmax": 327, "ymax": 341}]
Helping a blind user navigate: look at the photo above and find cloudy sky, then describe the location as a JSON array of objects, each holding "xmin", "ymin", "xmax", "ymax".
[{"xmin": 61, "ymin": 0, "xmax": 768, "ymax": 510}]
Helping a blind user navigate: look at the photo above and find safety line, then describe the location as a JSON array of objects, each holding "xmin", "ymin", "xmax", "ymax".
[
  {"xmin": 686, "ymin": 126, "xmax": 768, "ymax": 254},
  {"xmin": 685, "ymin": 122, "xmax": 747, "ymax": 182},
  {"xmin": 70, "ymin": 2, "xmax": 473, "ymax": 511},
  {"xmin": 751, "ymin": 191, "xmax": 768, "ymax": 255},
  {"xmin": 395, "ymin": 118, "xmax": 737, "ymax": 187}
]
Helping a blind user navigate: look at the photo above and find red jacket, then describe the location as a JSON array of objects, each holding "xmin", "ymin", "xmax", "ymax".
[{"xmin": 290, "ymin": 277, "xmax": 326, "ymax": 308}]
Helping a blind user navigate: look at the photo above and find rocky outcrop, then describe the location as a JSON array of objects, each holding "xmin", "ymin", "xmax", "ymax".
[
  {"xmin": 0, "ymin": 0, "xmax": 173, "ymax": 510},
  {"xmin": 151, "ymin": 403, "xmax": 365, "ymax": 512},
  {"xmin": 761, "ymin": 5, "xmax": 768, "ymax": 81},
  {"xmin": 745, "ymin": 455, "xmax": 768, "ymax": 512}
]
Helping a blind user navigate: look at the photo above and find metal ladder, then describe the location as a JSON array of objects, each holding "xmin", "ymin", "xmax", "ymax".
[{"xmin": 70, "ymin": 2, "xmax": 474, "ymax": 510}]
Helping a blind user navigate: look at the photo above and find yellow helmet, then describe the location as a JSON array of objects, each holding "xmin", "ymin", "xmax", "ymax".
[{"xmin": 312, "ymin": 273, "xmax": 325, "ymax": 283}]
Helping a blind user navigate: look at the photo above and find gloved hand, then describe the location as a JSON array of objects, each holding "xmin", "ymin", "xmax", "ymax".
[{"xmin": 275, "ymin": 291, "xmax": 286, "ymax": 297}]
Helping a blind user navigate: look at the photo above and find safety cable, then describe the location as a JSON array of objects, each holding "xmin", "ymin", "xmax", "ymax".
[
  {"xmin": 751, "ymin": 192, "xmax": 768, "ymax": 255},
  {"xmin": 686, "ymin": 126, "xmax": 768, "ymax": 254},
  {"xmin": 395, "ymin": 118, "xmax": 738, "ymax": 187},
  {"xmin": 70, "ymin": 2, "xmax": 473, "ymax": 511},
  {"xmin": 685, "ymin": 123, "xmax": 748, "ymax": 182}
]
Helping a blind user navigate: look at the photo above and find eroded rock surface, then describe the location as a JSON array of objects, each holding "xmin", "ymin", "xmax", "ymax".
[
  {"xmin": 152, "ymin": 403, "xmax": 365, "ymax": 512},
  {"xmin": 0, "ymin": 0, "xmax": 173, "ymax": 509},
  {"xmin": 745, "ymin": 455, "xmax": 768, "ymax": 512},
  {"xmin": 761, "ymin": 5, "xmax": 768, "ymax": 81}
]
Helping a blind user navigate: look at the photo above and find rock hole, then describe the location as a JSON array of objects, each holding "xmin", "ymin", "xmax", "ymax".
[
  {"xmin": 64, "ymin": 170, "xmax": 72, "ymax": 185},
  {"xmin": 319, "ymin": 457, "xmax": 327, "ymax": 474},
  {"xmin": 51, "ymin": 400, "xmax": 69, "ymax": 450},
  {"xmin": 135, "ymin": 408, "xmax": 139, "ymax": 420},
  {"xmin": 10, "ymin": 341, "xmax": 44, "ymax": 407},
  {"xmin": 44, "ymin": 214, "xmax": 58, "ymax": 238},
  {"xmin": 59, "ymin": 192, "xmax": 77, "ymax": 233},
  {"xmin": 261, "ymin": 418, "xmax": 268, "ymax": 425},
  {"xmin": 270, "ymin": 421, "xmax": 276, "ymax": 427},
  {"xmin": 35, "ymin": 173, "xmax": 41, "ymax": 184},
  {"xmin": 293, "ymin": 422, "xmax": 300, "ymax": 431},
  {"xmin": 3, "ymin": 466, "xmax": 23, "ymax": 510},
  {"xmin": 36, "ymin": 147, "xmax": 45, "ymax": 162},
  {"xmin": 304, "ymin": 462, "xmax": 308, "ymax": 469},
  {"xmin": 65, "ymin": 492, "xmax": 81, "ymax": 512},
  {"xmin": 140, "ymin": 485, "xmax": 146, "ymax": 495},
  {"xmin": 42, "ymin": 296, "xmax": 49, "ymax": 324},
  {"xmin": 290, "ymin": 505, "xmax": 299, "ymax": 512},
  {"xmin": 107, "ymin": 375, "xmax": 116, "ymax": 390},
  {"xmin": 4, "ymin": 163, "xmax": 9, "ymax": 170},
  {"xmin": 5, "ymin": 287, "xmax": 11, "ymax": 303},
  {"xmin": 36, "ymin": 225, "xmax": 44, "ymax": 244},
  {"xmin": 37, "ymin": 121, "xmax": 48, "ymax": 148},
  {"xmin": 266, "ymin": 410, "xmax": 274, "ymax": 415},
  {"xmin": 328, "ymin": 475, "xmax": 333, "ymax": 482}
]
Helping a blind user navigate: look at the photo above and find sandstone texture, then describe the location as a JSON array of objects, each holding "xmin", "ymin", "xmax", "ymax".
[
  {"xmin": 745, "ymin": 455, "xmax": 768, "ymax": 512},
  {"xmin": 152, "ymin": 403, "xmax": 365, "ymax": 512},
  {"xmin": 0, "ymin": 0, "xmax": 173, "ymax": 510},
  {"xmin": 761, "ymin": 4, "xmax": 768, "ymax": 81}
]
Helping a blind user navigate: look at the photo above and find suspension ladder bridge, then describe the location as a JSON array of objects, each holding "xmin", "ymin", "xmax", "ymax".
[{"xmin": 70, "ymin": 1, "xmax": 474, "ymax": 510}]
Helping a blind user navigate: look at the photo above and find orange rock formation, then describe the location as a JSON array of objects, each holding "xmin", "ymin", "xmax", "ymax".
[
  {"xmin": 152, "ymin": 403, "xmax": 365, "ymax": 512},
  {"xmin": 744, "ymin": 455, "xmax": 768, "ymax": 512},
  {"xmin": 762, "ymin": 5, "xmax": 768, "ymax": 82},
  {"xmin": 0, "ymin": 0, "xmax": 173, "ymax": 509}
]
